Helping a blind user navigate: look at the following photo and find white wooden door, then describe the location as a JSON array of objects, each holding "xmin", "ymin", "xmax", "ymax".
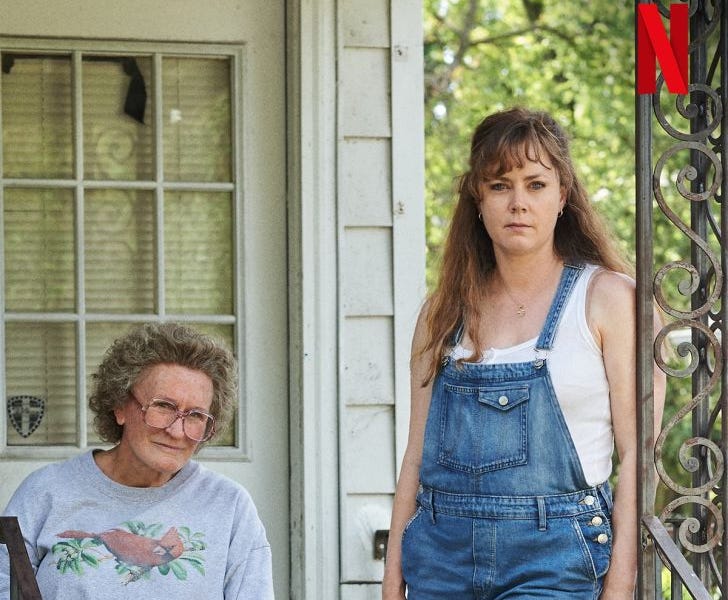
[{"xmin": 0, "ymin": 1, "xmax": 288, "ymax": 595}]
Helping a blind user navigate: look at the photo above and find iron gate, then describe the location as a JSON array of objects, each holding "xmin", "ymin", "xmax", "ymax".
[{"xmin": 637, "ymin": 0, "xmax": 727, "ymax": 598}]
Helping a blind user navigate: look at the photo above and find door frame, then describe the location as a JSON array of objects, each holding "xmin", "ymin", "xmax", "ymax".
[{"xmin": 286, "ymin": 0, "xmax": 341, "ymax": 597}]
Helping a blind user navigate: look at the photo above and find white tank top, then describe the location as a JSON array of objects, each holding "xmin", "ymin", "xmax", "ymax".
[{"xmin": 450, "ymin": 263, "xmax": 613, "ymax": 486}]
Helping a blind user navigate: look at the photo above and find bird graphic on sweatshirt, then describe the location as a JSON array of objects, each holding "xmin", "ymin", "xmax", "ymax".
[
  {"xmin": 57, "ymin": 526, "xmax": 185, "ymax": 574},
  {"xmin": 52, "ymin": 522, "xmax": 206, "ymax": 584}
]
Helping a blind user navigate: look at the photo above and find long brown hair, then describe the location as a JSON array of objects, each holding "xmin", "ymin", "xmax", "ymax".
[{"xmin": 420, "ymin": 107, "xmax": 630, "ymax": 384}]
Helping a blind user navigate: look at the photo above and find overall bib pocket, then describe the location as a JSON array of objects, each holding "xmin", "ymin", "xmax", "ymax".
[{"xmin": 437, "ymin": 383, "xmax": 529, "ymax": 474}]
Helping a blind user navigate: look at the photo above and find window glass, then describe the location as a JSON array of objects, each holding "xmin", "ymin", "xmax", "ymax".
[
  {"xmin": 85, "ymin": 189, "xmax": 155, "ymax": 313},
  {"xmin": 163, "ymin": 57, "xmax": 232, "ymax": 182},
  {"xmin": 83, "ymin": 56, "xmax": 154, "ymax": 181},
  {"xmin": 4, "ymin": 188, "xmax": 75, "ymax": 312},
  {"xmin": 165, "ymin": 191, "xmax": 233, "ymax": 314},
  {"xmin": 1, "ymin": 54, "xmax": 73, "ymax": 179},
  {"xmin": 6, "ymin": 322, "xmax": 77, "ymax": 446}
]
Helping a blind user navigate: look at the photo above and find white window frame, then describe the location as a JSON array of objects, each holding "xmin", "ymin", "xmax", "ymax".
[{"xmin": 0, "ymin": 37, "xmax": 249, "ymax": 461}]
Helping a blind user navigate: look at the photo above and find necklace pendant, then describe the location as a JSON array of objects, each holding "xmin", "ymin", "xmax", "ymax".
[{"xmin": 516, "ymin": 305, "xmax": 526, "ymax": 317}]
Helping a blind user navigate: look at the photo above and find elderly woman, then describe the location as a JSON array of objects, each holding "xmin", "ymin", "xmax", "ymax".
[{"xmin": 0, "ymin": 322, "xmax": 273, "ymax": 599}]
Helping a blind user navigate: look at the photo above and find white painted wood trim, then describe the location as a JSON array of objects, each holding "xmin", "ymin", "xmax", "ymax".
[
  {"xmin": 287, "ymin": 0, "xmax": 341, "ymax": 598},
  {"xmin": 391, "ymin": 0, "xmax": 426, "ymax": 475}
]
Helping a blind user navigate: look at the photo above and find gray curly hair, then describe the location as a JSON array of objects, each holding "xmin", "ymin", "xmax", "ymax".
[{"xmin": 89, "ymin": 322, "xmax": 237, "ymax": 444}]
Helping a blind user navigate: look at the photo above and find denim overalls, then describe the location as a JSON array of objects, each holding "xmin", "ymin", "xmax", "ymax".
[{"xmin": 401, "ymin": 264, "xmax": 614, "ymax": 599}]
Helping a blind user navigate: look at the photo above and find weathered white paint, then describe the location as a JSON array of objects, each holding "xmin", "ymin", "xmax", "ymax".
[
  {"xmin": 390, "ymin": 0, "xmax": 427, "ymax": 483},
  {"xmin": 1, "ymin": 1, "xmax": 425, "ymax": 597},
  {"xmin": 342, "ymin": 228, "xmax": 394, "ymax": 315},
  {"xmin": 0, "ymin": 0, "xmax": 283, "ymax": 43},
  {"xmin": 338, "ymin": 0, "xmax": 425, "ymax": 595},
  {"xmin": 342, "ymin": 317, "xmax": 395, "ymax": 405},
  {"xmin": 341, "ymin": 0, "xmax": 390, "ymax": 48},
  {"xmin": 342, "ymin": 406, "xmax": 396, "ymax": 494},
  {"xmin": 340, "ymin": 494, "xmax": 393, "ymax": 581},
  {"xmin": 341, "ymin": 139, "xmax": 393, "ymax": 227},
  {"xmin": 286, "ymin": 0, "xmax": 341, "ymax": 598},
  {"xmin": 341, "ymin": 583, "xmax": 383, "ymax": 600},
  {"xmin": 341, "ymin": 48, "xmax": 392, "ymax": 138}
]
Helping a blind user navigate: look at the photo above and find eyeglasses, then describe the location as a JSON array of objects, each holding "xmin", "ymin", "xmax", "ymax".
[{"xmin": 131, "ymin": 394, "xmax": 216, "ymax": 442}]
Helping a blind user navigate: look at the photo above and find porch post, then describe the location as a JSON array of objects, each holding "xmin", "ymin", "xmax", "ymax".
[{"xmin": 635, "ymin": 2, "xmax": 656, "ymax": 596}]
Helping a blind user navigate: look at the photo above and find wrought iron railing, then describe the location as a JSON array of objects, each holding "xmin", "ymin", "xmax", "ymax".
[{"xmin": 637, "ymin": 0, "xmax": 727, "ymax": 598}]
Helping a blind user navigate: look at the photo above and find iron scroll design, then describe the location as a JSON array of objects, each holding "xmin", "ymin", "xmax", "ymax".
[{"xmin": 647, "ymin": 0, "xmax": 727, "ymax": 594}]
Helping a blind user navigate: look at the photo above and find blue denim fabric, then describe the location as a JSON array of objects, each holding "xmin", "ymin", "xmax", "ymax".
[
  {"xmin": 401, "ymin": 486, "xmax": 613, "ymax": 599},
  {"xmin": 402, "ymin": 264, "xmax": 615, "ymax": 599}
]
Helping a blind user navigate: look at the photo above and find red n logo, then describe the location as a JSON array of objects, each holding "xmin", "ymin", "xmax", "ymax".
[{"xmin": 637, "ymin": 3, "xmax": 689, "ymax": 94}]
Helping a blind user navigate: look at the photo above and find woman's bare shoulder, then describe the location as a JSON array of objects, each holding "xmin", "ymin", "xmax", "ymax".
[
  {"xmin": 586, "ymin": 268, "xmax": 636, "ymax": 340},
  {"xmin": 589, "ymin": 267, "xmax": 635, "ymax": 297}
]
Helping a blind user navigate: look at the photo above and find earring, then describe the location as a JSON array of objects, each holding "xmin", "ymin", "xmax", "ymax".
[
  {"xmin": 558, "ymin": 207, "xmax": 565, "ymax": 217},
  {"xmin": 478, "ymin": 213, "xmax": 483, "ymax": 222}
]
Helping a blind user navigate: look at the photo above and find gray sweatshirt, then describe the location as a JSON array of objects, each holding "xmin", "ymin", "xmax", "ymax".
[{"xmin": 0, "ymin": 450, "xmax": 273, "ymax": 599}]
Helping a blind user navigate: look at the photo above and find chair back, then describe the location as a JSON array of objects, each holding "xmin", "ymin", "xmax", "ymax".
[{"xmin": 0, "ymin": 516, "xmax": 42, "ymax": 600}]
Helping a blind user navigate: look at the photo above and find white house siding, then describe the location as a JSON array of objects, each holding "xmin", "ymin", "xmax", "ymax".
[{"xmin": 338, "ymin": 1, "xmax": 425, "ymax": 598}]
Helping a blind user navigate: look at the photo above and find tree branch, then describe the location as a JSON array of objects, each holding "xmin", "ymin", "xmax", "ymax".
[
  {"xmin": 470, "ymin": 24, "xmax": 577, "ymax": 47},
  {"xmin": 425, "ymin": 0, "xmax": 478, "ymax": 101},
  {"xmin": 425, "ymin": 0, "xmax": 578, "ymax": 101}
]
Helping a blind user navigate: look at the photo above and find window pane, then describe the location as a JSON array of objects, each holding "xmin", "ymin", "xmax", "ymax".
[
  {"xmin": 83, "ymin": 56, "xmax": 154, "ymax": 181},
  {"xmin": 4, "ymin": 188, "xmax": 75, "ymax": 312},
  {"xmin": 165, "ymin": 192, "xmax": 233, "ymax": 314},
  {"xmin": 85, "ymin": 189, "xmax": 155, "ymax": 313},
  {"xmin": 163, "ymin": 57, "xmax": 232, "ymax": 182},
  {"xmin": 2, "ymin": 54, "xmax": 73, "ymax": 178},
  {"xmin": 6, "ymin": 322, "xmax": 77, "ymax": 445}
]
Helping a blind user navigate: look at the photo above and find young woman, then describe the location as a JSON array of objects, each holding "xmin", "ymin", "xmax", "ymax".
[{"xmin": 383, "ymin": 107, "xmax": 658, "ymax": 599}]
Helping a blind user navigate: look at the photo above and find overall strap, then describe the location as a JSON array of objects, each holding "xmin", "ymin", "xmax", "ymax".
[
  {"xmin": 534, "ymin": 262, "xmax": 585, "ymax": 352},
  {"xmin": 439, "ymin": 320, "xmax": 465, "ymax": 368},
  {"xmin": 450, "ymin": 321, "xmax": 465, "ymax": 346}
]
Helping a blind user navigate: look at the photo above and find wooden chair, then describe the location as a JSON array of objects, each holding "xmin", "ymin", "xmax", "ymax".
[{"xmin": 0, "ymin": 517, "xmax": 41, "ymax": 599}]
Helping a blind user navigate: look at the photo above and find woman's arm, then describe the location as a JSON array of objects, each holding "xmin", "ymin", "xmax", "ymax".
[
  {"xmin": 588, "ymin": 271, "xmax": 666, "ymax": 599},
  {"xmin": 381, "ymin": 307, "xmax": 434, "ymax": 600}
]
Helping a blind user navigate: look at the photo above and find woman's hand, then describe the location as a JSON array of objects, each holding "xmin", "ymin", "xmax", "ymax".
[
  {"xmin": 381, "ymin": 573, "xmax": 406, "ymax": 600},
  {"xmin": 599, "ymin": 582, "xmax": 635, "ymax": 600}
]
